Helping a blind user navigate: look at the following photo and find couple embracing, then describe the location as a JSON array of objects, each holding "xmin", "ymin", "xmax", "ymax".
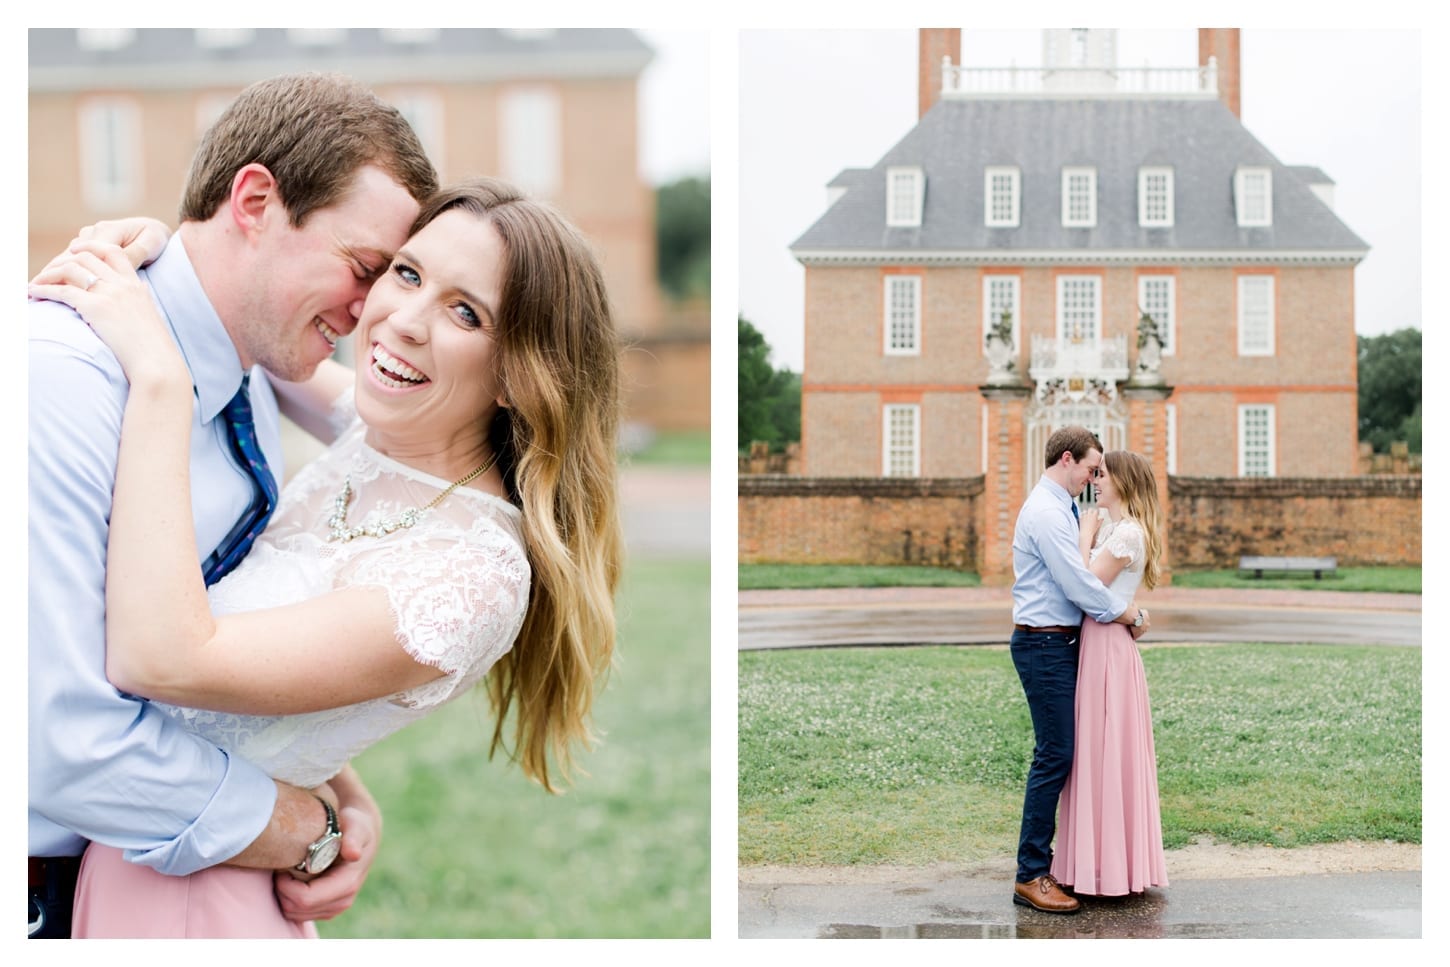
[
  {"xmin": 1009, "ymin": 426, "xmax": 1169, "ymax": 913},
  {"xmin": 29, "ymin": 72, "xmax": 622, "ymax": 937}
]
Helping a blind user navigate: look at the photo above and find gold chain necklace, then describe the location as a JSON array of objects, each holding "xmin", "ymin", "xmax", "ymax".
[{"xmin": 327, "ymin": 451, "xmax": 498, "ymax": 543}]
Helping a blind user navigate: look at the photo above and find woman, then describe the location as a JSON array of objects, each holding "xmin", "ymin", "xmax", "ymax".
[
  {"xmin": 28, "ymin": 179, "xmax": 623, "ymax": 937},
  {"xmin": 1050, "ymin": 450, "xmax": 1168, "ymax": 897}
]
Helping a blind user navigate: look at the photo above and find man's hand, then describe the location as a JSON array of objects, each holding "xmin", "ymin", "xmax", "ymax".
[{"xmin": 275, "ymin": 766, "xmax": 382, "ymax": 923}]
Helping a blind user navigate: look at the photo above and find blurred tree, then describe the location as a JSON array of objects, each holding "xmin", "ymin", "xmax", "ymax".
[
  {"xmin": 1358, "ymin": 328, "xmax": 1421, "ymax": 453},
  {"xmin": 739, "ymin": 317, "xmax": 799, "ymax": 453},
  {"xmin": 656, "ymin": 176, "xmax": 709, "ymax": 300}
]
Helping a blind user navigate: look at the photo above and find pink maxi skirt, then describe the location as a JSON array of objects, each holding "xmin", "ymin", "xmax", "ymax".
[
  {"xmin": 1050, "ymin": 616, "xmax": 1169, "ymax": 896},
  {"xmin": 72, "ymin": 843, "xmax": 317, "ymax": 938}
]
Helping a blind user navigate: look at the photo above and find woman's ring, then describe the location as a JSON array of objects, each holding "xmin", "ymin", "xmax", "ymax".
[{"xmin": 83, "ymin": 274, "xmax": 100, "ymax": 291}]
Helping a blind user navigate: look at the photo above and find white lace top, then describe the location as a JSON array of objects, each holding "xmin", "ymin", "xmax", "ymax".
[
  {"xmin": 1089, "ymin": 510, "xmax": 1147, "ymax": 600},
  {"xmin": 156, "ymin": 395, "xmax": 531, "ymax": 787}
]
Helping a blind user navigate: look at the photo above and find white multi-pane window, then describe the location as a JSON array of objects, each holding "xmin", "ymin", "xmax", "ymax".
[
  {"xmin": 1061, "ymin": 167, "xmax": 1097, "ymax": 227},
  {"xmin": 500, "ymin": 86, "xmax": 561, "ymax": 198},
  {"xmin": 195, "ymin": 28, "xmax": 253, "ymax": 48},
  {"xmin": 982, "ymin": 275, "xmax": 1020, "ymax": 351},
  {"xmin": 884, "ymin": 275, "xmax": 922, "ymax": 355},
  {"xmin": 1057, "ymin": 275, "xmax": 1101, "ymax": 343},
  {"xmin": 984, "ymin": 166, "xmax": 1020, "ymax": 227},
  {"xmin": 77, "ymin": 28, "xmax": 135, "ymax": 50},
  {"xmin": 1138, "ymin": 166, "xmax": 1174, "ymax": 227},
  {"xmin": 1235, "ymin": 166, "xmax": 1273, "ymax": 226},
  {"xmin": 195, "ymin": 94, "xmax": 233, "ymax": 138},
  {"xmin": 1238, "ymin": 405, "xmax": 1276, "ymax": 476},
  {"xmin": 883, "ymin": 404, "xmax": 921, "ymax": 477},
  {"xmin": 1237, "ymin": 274, "xmax": 1275, "ymax": 355},
  {"xmin": 387, "ymin": 91, "xmax": 445, "ymax": 173},
  {"xmin": 79, "ymin": 98, "xmax": 141, "ymax": 212},
  {"xmin": 1137, "ymin": 274, "xmax": 1176, "ymax": 355},
  {"xmin": 886, "ymin": 167, "xmax": 924, "ymax": 227},
  {"xmin": 287, "ymin": 28, "xmax": 346, "ymax": 46}
]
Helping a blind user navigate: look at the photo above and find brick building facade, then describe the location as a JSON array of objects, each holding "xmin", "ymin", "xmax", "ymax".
[{"xmin": 792, "ymin": 28, "xmax": 1366, "ymax": 497}]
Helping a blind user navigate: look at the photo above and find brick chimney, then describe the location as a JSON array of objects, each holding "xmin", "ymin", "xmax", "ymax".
[
  {"xmin": 919, "ymin": 28, "xmax": 961, "ymax": 118},
  {"xmin": 1198, "ymin": 28, "xmax": 1241, "ymax": 117}
]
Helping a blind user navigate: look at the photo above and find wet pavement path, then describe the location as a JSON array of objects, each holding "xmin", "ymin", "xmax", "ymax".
[
  {"xmin": 739, "ymin": 866, "xmax": 1421, "ymax": 939},
  {"xmin": 739, "ymin": 587, "xmax": 1421, "ymax": 650}
]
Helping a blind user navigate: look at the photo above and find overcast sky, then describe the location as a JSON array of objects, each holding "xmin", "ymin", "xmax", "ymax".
[
  {"xmin": 637, "ymin": 28, "xmax": 711, "ymax": 184},
  {"xmin": 739, "ymin": 28, "xmax": 1421, "ymax": 372}
]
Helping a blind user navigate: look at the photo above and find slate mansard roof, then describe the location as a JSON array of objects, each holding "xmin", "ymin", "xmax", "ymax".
[
  {"xmin": 29, "ymin": 28, "xmax": 652, "ymax": 89},
  {"xmin": 792, "ymin": 97, "xmax": 1368, "ymax": 265}
]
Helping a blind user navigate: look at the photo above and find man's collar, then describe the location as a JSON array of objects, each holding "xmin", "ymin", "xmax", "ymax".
[{"xmin": 144, "ymin": 234, "xmax": 246, "ymax": 422}]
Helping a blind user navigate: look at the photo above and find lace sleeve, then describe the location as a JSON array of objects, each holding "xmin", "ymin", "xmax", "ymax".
[
  {"xmin": 1103, "ymin": 518, "xmax": 1146, "ymax": 569},
  {"xmin": 344, "ymin": 525, "xmax": 531, "ymax": 709}
]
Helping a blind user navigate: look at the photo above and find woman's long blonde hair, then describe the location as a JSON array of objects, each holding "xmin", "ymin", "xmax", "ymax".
[
  {"xmin": 1102, "ymin": 450, "xmax": 1164, "ymax": 590},
  {"xmin": 409, "ymin": 180, "xmax": 623, "ymax": 792}
]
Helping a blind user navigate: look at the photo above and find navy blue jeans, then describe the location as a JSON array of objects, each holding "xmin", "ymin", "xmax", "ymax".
[{"xmin": 1010, "ymin": 629, "xmax": 1080, "ymax": 882}]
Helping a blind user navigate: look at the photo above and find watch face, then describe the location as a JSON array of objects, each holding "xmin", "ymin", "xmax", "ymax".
[{"xmin": 311, "ymin": 836, "xmax": 342, "ymax": 872}]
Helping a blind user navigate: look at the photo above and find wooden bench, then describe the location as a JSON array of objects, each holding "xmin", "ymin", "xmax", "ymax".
[{"xmin": 1238, "ymin": 556, "xmax": 1338, "ymax": 580}]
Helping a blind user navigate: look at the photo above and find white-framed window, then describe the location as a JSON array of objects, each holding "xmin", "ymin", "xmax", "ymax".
[
  {"xmin": 1165, "ymin": 403, "xmax": 1177, "ymax": 475},
  {"xmin": 387, "ymin": 90, "xmax": 445, "ymax": 173},
  {"xmin": 1057, "ymin": 275, "xmax": 1101, "ymax": 343},
  {"xmin": 984, "ymin": 166, "xmax": 1020, "ymax": 227},
  {"xmin": 1238, "ymin": 404, "xmax": 1276, "ymax": 477},
  {"xmin": 195, "ymin": 94, "xmax": 235, "ymax": 138},
  {"xmin": 1138, "ymin": 166, "xmax": 1174, "ymax": 227},
  {"xmin": 1137, "ymin": 274, "xmax": 1176, "ymax": 355},
  {"xmin": 886, "ymin": 167, "xmax": 924, "ymax": 227},
  {"xmin": 883, "ymin": 404, "xmax": 921, "ymax": 477},
  {"xmin": 1061, "ymin": 166, "xmax": 1096, "ymax": 227},
  {"xmin": 380, "ymin": 28, "xmax": 439, "ymax": 44},
  {"xmin": 883, "ymin": 275, "xmax": 922, "ymax": 355},
  {"xmin": 500, "ymin": 86, "xmax": 561, "ymax": 198},
  {"xmin": 77, "ymin": 28, "xmax": 135, "ymax": 51},
  {"xmin": 1235, "ymin": 166, "xmax": 1273, "ymax": 226},
  {"xmin": 79, "ymin": 97, "xmax": 142, "ymax": 212},
  {"xmin": 1237, "ymin": 274, "xmax": 1275, "ymax": 356},
  {"xmin": 982, "ymin": 274, "xmax": 1021, "ymax": 351},
  {"xmin": 287, "ymin": 28, "xmax": 346, "ymax": 46},
  {"xmin": 195, "ymin": 28, "xmax": 253, "ymax": 49}
]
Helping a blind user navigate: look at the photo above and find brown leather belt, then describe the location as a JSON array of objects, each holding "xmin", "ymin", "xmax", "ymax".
[
  {"xmin": 29, "ymin": 856, "xmax": 80, "ymax": 890},
  {"xmin": 1013, "ymin": 624, "xmax": 1080, "ymax": 635}
]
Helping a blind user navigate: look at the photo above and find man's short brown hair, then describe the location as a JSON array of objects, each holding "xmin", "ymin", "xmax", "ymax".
[
  {"xmin": 179, "ymin": 72, "xmax": 437, "ymax": 226},
  {"xmin": 1043, "ymin": 425, "xmax": 1104, "ymax": 469}
]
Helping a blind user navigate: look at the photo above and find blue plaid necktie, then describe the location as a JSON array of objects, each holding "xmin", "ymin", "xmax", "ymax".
[{"xmin": 202, "ymin": 375, "xmax": 278, "ymax": 586}]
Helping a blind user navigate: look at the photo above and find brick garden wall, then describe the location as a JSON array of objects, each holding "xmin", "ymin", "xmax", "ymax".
[
  {"xmin": 1167, "ymin": 476, "xmax": 1422, "ymax": 569},
  {"xmin": 739, "ymin": 475, "xmax": 1421, "ymax": 574},
  {"xmin": 738, "ymin": 476, "xmax": 982, "ymax": 569}
]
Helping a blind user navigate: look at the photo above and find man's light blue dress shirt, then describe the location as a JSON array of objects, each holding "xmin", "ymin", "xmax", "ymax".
[
  {"xmin": 29, "ymin": 235, "xmax": 284, "ymax": 875},
  {"xmin": 1011, "ymin": 475, "xmax": 1128, "ymax": 627}
]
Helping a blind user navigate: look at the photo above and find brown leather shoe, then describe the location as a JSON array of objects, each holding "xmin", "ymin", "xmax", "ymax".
[{"xmin": 1012, "ymin": 874, "xmax": 1081, "ymax": 913}]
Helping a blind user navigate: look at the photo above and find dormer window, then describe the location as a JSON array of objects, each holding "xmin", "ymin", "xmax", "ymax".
[
  {"xmin": 886, "ymin": 167, "xmax": 924, "ymax": 227},
  {"xmin": 1235, "ymin": 166, "xmax": 1273, "ymax": 226},
  {"xmin": 984, "ymin": 166, "xmax": 1020, "ymax": 227},
  {"xmin": 1062, "ymin": 166, "xmax": 1096, "ymax": 227},
  {"xmin": 1138, "ymin": 166, "xmax": 1174, "ymax": 227}
]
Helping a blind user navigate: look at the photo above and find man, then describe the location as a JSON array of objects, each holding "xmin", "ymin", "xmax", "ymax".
[
  {"xmin": 1008, "ymin": 426, "xmax": 1150, "ymax": 914},
  {"xmin": 29, "ymin": 72, "xmax": 437, "ymax": 937}
]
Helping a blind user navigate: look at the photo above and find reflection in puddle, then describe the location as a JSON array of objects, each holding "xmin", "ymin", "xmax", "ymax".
[{"xmin": 819, "ymin": 889, "xmax": 1196, "ymax": 939}]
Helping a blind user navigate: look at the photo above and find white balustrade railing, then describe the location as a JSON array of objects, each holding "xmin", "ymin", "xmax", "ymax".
[{"xmin": 942, "ymin": 56, "xmax": 1218, "ymax": 99}]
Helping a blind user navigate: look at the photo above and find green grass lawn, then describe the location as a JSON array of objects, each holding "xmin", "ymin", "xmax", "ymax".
[
  {"xmin": 739, "ymin": 643, "xmax": 1420, "ymax": 866},
  {"xmin": 740, "ymin": 563, "xmax": 981, "ymax": 590},
  {"xmin": 322, "ymin": 557, "xmax": 710, "ymax": 938},
  {"xmin": 741, "ymin": 563, "xmax": 1420, "ymax": 594},
  {"xmin": 1170, "ymin": 566, "xmax": 1420, "ymax": 593},
  {"xmin": 625, "ymin": 429, "xmax": 710, "ymax": 466}
]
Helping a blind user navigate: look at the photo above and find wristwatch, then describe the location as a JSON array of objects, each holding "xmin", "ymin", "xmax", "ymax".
[
  {"xmin": 296, "ymin": 796, "xmax": 342, "ymax": 875},
  {"xmin": 1133, "ymin": 608, "xmax": 1145, "ymax": 628}
]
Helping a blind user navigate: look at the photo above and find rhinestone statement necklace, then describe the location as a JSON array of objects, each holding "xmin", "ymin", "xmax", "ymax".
[{"xmin": 327, "ymin": 451, "xmax": 499, "ymax": 543}]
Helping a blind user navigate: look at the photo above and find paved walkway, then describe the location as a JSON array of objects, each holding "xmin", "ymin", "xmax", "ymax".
[{"xmin": 739, "ymin": 586, "xmax": 1421, "ymax": 649}]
